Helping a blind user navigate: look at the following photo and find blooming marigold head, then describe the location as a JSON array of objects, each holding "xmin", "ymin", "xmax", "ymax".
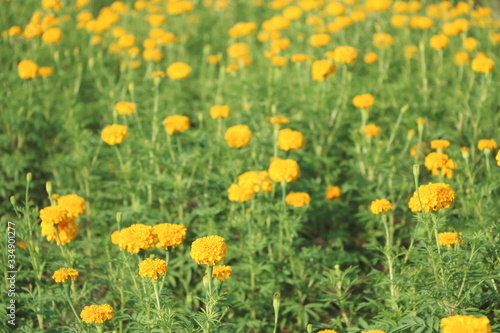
[
  {"xmin": 40, "ymin": 206, "xmax": 69, "ymax": 225},
  {"xmin": 311, "ymin": 59, "xmax": 336, "ymax": 81},
  {"xmin": 42, "ymin": 27, "xmax": 63, "ymax": 44},
  {"xmin": 118, "ymin": 224, "xmax": 158, "ymax": 253},
  {"xmin": 364, "ymin": 52, "xmax": 378, "ymax": 64},
  {"xmin": 57, "ymin": 194, "xmax": 86, "ymax": 218},
  {"xmin": 110, "ymin": 230, "xmax": 120, "ymax": 245},
  {"xmin": 190, "ymin": 235, "xmax": 228, "ymax": 266},
  {"xmin": 370, "ymin": 199, "xmax": 392, "ymax": 214},
  {"xmin": 138, "ymin": 258, "xmax": 168, "ymax": 279},
  {"xmin": 496, "ymin": 150, "xmax": 500, "ymax": 166},
  {"xmin": 52, "ymin": 268, "xmax": 79, "ymax": 283},
  {"xmin": 154, "ymin": 223, "xmax": 187, "ymax": 250},
  {"xmin": 210, "ymin": 105, "xmax": 231, "ymax": 119},
  {"xmin": 438, "ymin": 232, "xmax": 462, "ymax": 247},
  {"xmin": 18, "ymin": 60, "xmax": 39, "ymax": 79},
  {"xmin": 41, "ymin": 218, "xmax": 78, "ymax": 245},
  {"xmin": 373, "ymin": 32, "xmax": 394, "ymax": 48},
  {"xmin": 364, "ymin": 124, "xmax": 380, "ymax": 137},
  {"xmin": 209, "ymin": 265, "xmax": 232, "ymax": 281},
  {"xmin": 101, "ymin": 124, "xmax": 128, "ymax": 145},
  {"xmin": 224, "ymin": 125, "xmax": 252, "ymax": 148},
  {"xmin": 80, "ymin": 304, "xmax": 114, "ymax": 324},
  {"xmin": 278, "ymin": 129, "xmax": 305, "ymax": 151},
  {"xmin": 166, "ymin": 62, "xmax": 191, "ymax": 80},
  {"xmin": 430, "ymin": 139, "xmax": 450, "ymax": 150},
  {"xmin": 471, "ymin": 55, "xmax": 494, "ymax": 74},
  {"xmin": 440, "ymin": 315, "xmax": 491, "ymax": 333},
  {"xmin": 352, "ymin": 93, "xmax": 375, "ymax": 109},
  {"xmin": 331, "ymin": 46, "xmax": 357, "ymax": 64},
  {"xmin": 316, "ymin": 330, "xmax": 340, "ymax": 333},
  {"xmin": 286, "ymin": 192, "xmax": 311, "ymax": 207},
  {"xmin": 477, "ymin": 139, "xmax": 497, "ymax": 151},
  {"xmin": 408, "ymin": 182, "xmax": 456, "ymax": 213},
  {"xmin": 268, "ymin": 158, "xmax": 300, "ymax": 183},
  {"xmin": 269, "ymin": 115, "xmax": 289, "ymax": 125},
  {"xmin": 227, "ymin": 183, "xmax": 255, "ymax": 202},
  {"xmin": 325, "ymin": 185, "xmax": 341, "ymax": 200},
  {"xmin": 429, "ymin": 34, "xmax": 449, "ymax": 50},
  {"xmin": 163, "ymin": 115, "xmax": 190, "ymax": 135},
  {"xmin": 114, "ymin": 102, "xmax": 136, "ymax": 116}
]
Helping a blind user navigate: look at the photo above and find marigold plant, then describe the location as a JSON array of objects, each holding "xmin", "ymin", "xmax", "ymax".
[
  {"xmin": 286, "ymin": 192, "xmax": 311, "ymax": 207},
  {"xmin": 80, "ymin": 304, "xmax": 114, "ymax": 324},
  {"xmin": 278, "ymin": 128, "xmax": 305, "ymax": 151},
  {"xmin": 117, "ymin": 224, "xmax": 158, "ymax": 253},
  {"xmin": 52, "ymin": 268, "xmax": 79, "ymax": 283},
  {"xmin": 154, "ymin": 223, "xmax": 187, "ymax": 250},
  {"xmin": 224, "ymin": 125, "xmax": 252, "ymax": 148},
  {"xmin": 190, "ymin": 235, "xmax": 228, "ymax": 266},
  {"xmin": 408, "ymin": 182, "xmax": 456, "ymax": 213},
  {"xmin": 138, "ymin": 258, "xmax": 168, "ymax": 279},
  {"xmin": 163, "ymin": 115, "xmax": 190, "ymax": 135},
  {"xmin": 370, "ymin": 199, "xmax": 392, "ymax": 214},
  {"xmin": 101, "ymin": 124, "xmax": 128, "ymax": 145},
  {"xmin": 440, "ymin": 315, "xmax": 491, "ymax": 333},
  {"xmin": 268, "ymin": 158, "xmax": 300, "ymax": 183}
]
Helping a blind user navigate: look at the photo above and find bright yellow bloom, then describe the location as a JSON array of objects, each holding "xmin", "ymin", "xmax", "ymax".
[
  {"xmin": 52, "ymin": 268, "xmax": 79, "ymax": 283},
  {"xmin": 114, "ymin": 102, "xmax": 136, "ymax": 116},
  {"xmin": 370, "ymin": 199, "xmax": 392, "ymax": 214},
  {"xmin": 362, "ymin": 331, "xmax": 386, "ymax": 333},
  {"xmin": 154, "ymin": 223, "xmax": 187, "ymax": 250},
  {"xmin": 163, "ymin": 115, "xmax": 190, "ymax": 135},
  {"xmin": 207, "ymin": 55, "xmax": 220, "ymax": 64},
  {"xmin": 286, "ymin": 192, "xmax": 311, "ymax": 207},
  {"xmin": 330, "ymin": 46, "xmax": 357, "ymax": 64},
  {"xmin": 37, "ymin": 67, "xmax": 53, "ymax": 77},
  {"xmin": 228, "ymin": 183, "xmax": 255, "ymax": 202},
  {"xmin": 311, "ymin": 60, "xmax": 336, "ymax": 81},
  {"xmin": 211, "ymin": 265, "xmax": 232, "ymax": 281},
  {"xmin": 424, "ymin": 152, "xmax": 457, "ymax": 178},
  {"xmin": 291, "ymin": 54, "xmax": 311, "ymax": 63},
  {"xmin": 352, "ymin": 94, "xmax": 375, "ymax": 108},
  {"xmin": 227, "ymin": 42, "xmax": 250, "ymax": 59},
  {"xmin": 471, "ymin": 54, "xmax": 494, "ymax": 74},
  {"xmin": 325, "ymin": 185, "xmax": 341, "ymax": 200},
  {"xmin": 166, "ymin": 62, "xmax": 191, "ymax": 80},
  {"xmin": 139, "ymin": 258, "xmax": 168, "ymax": 279},
  {"xmin": 364, "ymin": 124, "xmax": 380, "ymax": 137},
  {"xmin": 272, "ymin": 56, "xmax": 287, "ymax": 67},
  {"xmin": 310, "ymin": 34, "xmax": 331, "ymax": 47},
  {"xmin": 408, "ymin": 183, "xmax": 455, "ymax": 213},
  {"xmin": 238, "ymin": 171, "xmax": 273, "ymax": 193},
  {"xmin": 317, "ymin": 330, "xmax": 339, "ymax": 333},
  {"xmin": 80, "ymin": 304, "xmax": 114, "ymax": 324},
  {"xmin": 42, "ymin": 27, "xmax": 63, "ymax": 44},
  {"xmin": 364, "ymin": 52, "xmax": 378, "ymax": 64},
  {"xmin": 430, "ymin": 34, "xmax": 449, "ymax": 50},
  {"xmin": 268, "ymin": 158, "xmax": 300, "ymax": 183},
  {"xmin": 117, "ymin": 224, "xmax": 158, "ymax": 253},
  {"xmin": 391, "ymin": 14, "xmax": 408, "ymax": 28},
  {"xmin": 111, "ymin": 230, "xmax": 120, "ymax": 245},
  {"xmin": 496, "ymin": 150, "xmax": 500, "ymax": 166},
  {"xmin": 41, "ymin": 218, "xmax": 78, "ymax": 245},
  {"xmin": 228, "ymin": 22, "xmax": 257, "ymax": 37},
  {"xmin": 440, "ymin": 315, "xmax": 491, "ymax": 333},
  {"xmin": 455, "ymin": 52, "xmax": 470, "ymax": 66},
  {"xmin": 57, "ymin": 194, "xmax": 86, "ymax": 218},
  {"xmin": 438, "ymin": 232, "xmax": 462, "ymax": 247},
  {"xmin": 101, "ymin": 124, "xmax": 128, "ymax": 145},
  {"xmin": 373, "ymin": 33, "xmax": 394, "ymax": 48},
  {"xmin": 269, "ymin": 116, "xmax": 289, "ymax": 124},
  {"xmin": 430, "ymin": 139, "xmax": 450, "ymax": 150},
  {"xmin": 18, "ymin": 60, "xmax": 38, "ymax": 79},
  {"xmin": 366, "ymin": 0, "xmax": 391, "ymax": 12},
  {"xmin": 190, "ymin": 235, "xmax": 228, "ymax": 266},
  {"xmin": 477, "ymin": 139, "xmax": 497, "ymax": 150},
  {"xmin": 278, "ymin": 129, "xmax": 305, "ymax": 151},
  {"xmin": 118, "ymin": 34, "xmax": 135, "ymax": 48},
  {"xmin": 210, "ymin": 105, "xmax": 231, "ymax": 119},
  {"xmin": 463, "ymin": 37, "xmax": 478, "ymax": 51},
  {"xmin": 224, "ymin": 125, "xmax": 252, "ymax": 148},
  {"xmin": 40, "ymin": 206, "xmax": 69, "ymax": 225}
]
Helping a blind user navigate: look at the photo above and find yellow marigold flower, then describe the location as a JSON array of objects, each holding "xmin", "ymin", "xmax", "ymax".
[
  {"xmin": 80, "ymin": 304, "xmax": 114, "ymax": 324},
  {"xmin": 317, "ymin": 330, "xmax": 339, "ymax": 333},
  {"xmin": 362, "ymin": 331, "xmax": 386, "ymax": 333},
  {"xmin": 291, "ymin": 54, "xmax": 311, "ymax": 63},
  {"xmin": 262, "ymin": 15, "xmax": 290, "ymax": 31},
  {"xmin": 268, "ymin": 158, "xmax": 300, "ymax": 183},
  {"xmin": 286, "ymin": 192, "xmax": 310, "ymax": 207},
  {"xmin": 391, "ymin": 14, "xmax": 408, "ymax": 28},
  {"xmin": 350, "ymin": 11, "xmax": 365, "ymax": 22},
  {"xmin": 114, "ymin": 102, "xmax": 136, "ymax": 116},
  {"xmin": 364, "ymin": 52, "xmax": 378, "ymax": 64},
  {"xmin": 143, "ymin": 49, "xmax": 163, "ymax": 62},
  {"xmin": 463, "ymin": 37, "xmax": 478, "ymax": 51},
  {"xmin": 430, "ymin": 34, "xmax": 449, "ymax": 50},
  {"xmin": 139, "ymin": 258, "xmax": 168, "ymax": 279},
  {"xmin": 118, "ymin": 224, "xmax": 158, "ymax": 253},
  {"xmin": 370, "ymin": 199, "xmax": 392, "ymax": 214},
  {"xmin": 352, "ymin": 94, "xmax": 375, "ymax": 109},
  {"xmin": 41, "ymin": 218, "xmax": 78, "ymax": 245},
  {"xmin": 272, "ymin": 56, "xmax": 287, "ymax": 67},
  {"xmin": 16, "ymin": 241, "xmax": 28, "ymax": 250},
  {"xmin": 431, "ymin": 139, "xmax": 450, "ymax": 150},
  {"xmin": 408, "ymin": 182, "xmax": 456, "ymax": 213},
  {"xmin": 271, "ymin": 38, "xmax": 290, "ymax": 51},
  {"xmin": 440, "ymin": 315, "xmax": 491, "ymax": 333},
  {"xmin": 325, "ymin": 2, "xmax": 344, "ymax": 15},
  {"xmin": 238, "ymin": 171, "xmax": 273, "ymax": 193},
  {"xmin": 57, "ymin": 194, "xmax": 86, "ymax": 219},
  {"xmin": 111, "ymin": 230, "xmax": 120, "ymax": 245},
  {"xmin": 163, "ymin": 115, "xmax": 190, "ymax": 135},
  {"xmin": 166, "ymin": 62, "xmax": 191, "ymax": 80},
  {"xmin": 8, "ymin": 26, "xmax": 23, "ymax": 36},
  {"xmin": 18, "ymin": 60, "xmax": 38, "ymax": 79},
  {"xmin": 227, "ymin": 42, "xmax": 250, "ymax": 59},
  {"xmin": 310, "ymin": 34, "xmax": 331, "ymax": 47},
  {"xmin": 42, "ymin": 0, "xmax": 63, "ymax": 10},
  {"xmin": 325, "ymin": 185, "xmax": 341, "ymax": 200},
  {"xmin": 283, "ymin": 6, "xmax": 303, "ymax": 20},
  {"xmin": 228, "ymin": 22, "xmax": 257, "ymax": 37},
  {"xmin": 424, "ymin": 152, "xmax": 457, "ymax": 178},
  {"xmin": 496, "ymin": 150, "xmax": 500, "ymax": 166},
  {"xmin": 455, "ymin": 52, "xmax": 470, "ymax": 65},
  {"xmin": 40, "ymin": 206, "xmax": 69, "ymax": 225},
  {"xmin": 154, "ymin": 223, "xmax": 187, "ymax": 250},
  {"xmin": 438, "ymin": 232, "xmax": 462, "ymax": 247},
  {"xmin": 278, "ymin": 129, "xmax": 305, "ymax": 151},
  {"xmin": 210, "ymin": 265, "xmax": 232, "ymax": 281},
  {"xmin": 270, "ymin": 116, "xmax": 289, "ymax": 124},
  {"xmin": 330, "ymin": 46, "xmax": 357, "ymax": 64},
  {"xmin": 373, "ymin": 33, "xmax": 394, "ymax": 48},
  {"xmin": 405, "ymin": 45, "xmax": 418, "ymax": 59},
  {"xmin": 151, "ymin": 71, "xmax": 165, "ymax": 79},
  {"xmin": 210, "ymin": 105, "xmax": 230, "ymax": 119},
  {"xmin": 147, "ymin": 14, "xmax": 165, "ymax": 27},
  {"xmin": 471, "ymin": 54, "xmax": 494, "ymax": 74},
  {"xmin": 366, "ymin": 0, "xmax": 391, "ymax": 12},
  {"xmin": 190, "ymin": 235, "xmax": 228, "ymax": 266},
  {"xmin": 42, "ymin": 27, "xmax": 63, "ymax": 44},
  {"xmin": 52, "ymin": 268, "xmax": 79, "ymax": 283},
  {"xmin": 410, "ymin": 16, "xmax": 434, "ymax": 29},
  {"xmin": 364, "ymin": 124, "xmax": 380, "ymax": 137},
  {"xmin": 37, "ymin": 67, "xmax": 53, "ymax": 77},
  {"xmin": 477, "ymin": 139, "xmax": 497, "ymax": 150},
  {"xmin": 224, "ymin": 125, "xmax": 252, "ymax": 148},
  {"xmin": 118, "ymin": 34, "xmax": 135, "ymax": 48},
  {"xmin": 227, "ymin": 183, "xmax": 255, "ymax": 202},
  {"xmin": 101, "ymin": 124, "xmax": 128, "ymax": 145},
  {"xmin": 312, "ymin": 59, "xmax": 336, "ymax": 81},
  {"xmin": 207, "ymin": 55, "xmax": 220, "ymax": 64}
]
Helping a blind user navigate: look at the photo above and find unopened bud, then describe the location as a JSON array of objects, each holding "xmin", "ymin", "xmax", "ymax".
[
  {"xmin": 10, "ymin": 196, "xmax": 16, "ymax": 207},
  {"xmin": 26, "ymin": 172, "xmax": 32, "ymax": 183},
  {"xmin": 307, "ymin": 324, "xmax": 313, "ymax": 333},
  {"xmin": 273, "ymin": 292, "xmax": 281, "ymax": 313},
  {"xmin": 116, "ymin": 212, "xmax": 122, "ymax": 224},
  {"xmin": 46, "ymin": 181, "xmax": 52, "ymax": 197},
  {"xmin": 413, "ymin": 164, "xmax": 420, "ymax": 179}
]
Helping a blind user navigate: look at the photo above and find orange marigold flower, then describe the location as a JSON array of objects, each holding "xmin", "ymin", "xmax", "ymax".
[
  {"xmin": 370, "ymin": 199, "xmax": 392, "ymax": 214},
  {"xmin": 210, "ymin": 265, "xmax": 232, "ymax": 281},
  {"xmin": 210, "ymin": 105, "xmax": 230, "ymax": 119},
  {"xmin": 166, "ymin": 62, "xmax": 191, "ymax": 80},
  {"xmin": 471, "ymin": 55, "xmax": 494, "ymax": 74},
  {"xmin": 268, "ymin": 158, "xmax": 300, "ymax": 183},
  {"xmin": 118, "ymin": 34, "xmax": 135, "ymax": 48},
  {"xmin": 438, "ymin": 232, "xmax": 462, "ymax": 247},
  {"xmin": 227, "ymin": 42, "xmax": 250, "ymax": 59},
  {"xmin": 373, "ymin": 32, "xmax": 394, "ymax": 48},
  {"xmin": 269, "ymin": 115, "xmax": 289, "ymax": 124},
  {"xmin": 138, "ymin": 258, "xmax": 168, "ymax": 279},
  {"xmin": 330, "ymin": 46, "xmax": 357, "ymax": 64},
  {"xmin": 207, "ymin": 55, "xmax": 220, "ymax": 64},
  {"xmin": 311, "ymin": 59, "xmax": 336, "ymax": 81},
  {"xmin": 408, "ymin": 182, "xmax": 455, "ymax": 213},
  {"xmin": 228, "ymin": 22, "xmax": 257, "ymax": 37},
  {"xmin": 364, "ymin": 124, "xmax": 380, "ymax": 137},
  {"xmin": 40, "ymin": 206, "xmax": 69, "ymax": 225},
  {"xmin": 101, "ymin": 124, "xmax": 128, "ymax": 145},
  {"xmin": 286, "ymin": 192, "xmax": 311, "ymax": 207},
  {"xmin": 278, "ymin": 129, "xmax": 305, "ymax": 151},
  {"xmin": 41, "ymin": 218, "xmax": 78, "ymax": 245},
  {"xmin": 430, "ymin": 139, "xmax": 450, "ymax": 150},
  {"xmin": 80, "ymin": 304, "xmax": 114, "ymax": 324},
  {"xmin": 325, "ymin": 185, "xmax": 341, "ymax": 200},
  {"xmin": 190, "ymin": 235, "xmax": 228, "ymax": 266},
  {"xmin": 463, "ymin": 37, "xmax": 478, "ymax": 51},
  {"xmin": 154, "ymin": 223, "xmax": 187, "ymax": 250},
  {"xmin": 111, "ymin": 230, "xmax": 120, "ymax": 245},
  {"xmin": 118, "ymin": 224, "xmax": 158, "ymax": 253},
  {"xmin": 52, "ymin": 268, "xmax": 79, "ymax": 283},
  {"xmin": 114, "ymin": 102, "xmax": 136, "ymax": 116},
  {"xmin": 227, "ymin": 183, "xmax": 255, "ymax": 202},
  {"xmin": 310, "ymin": 34, "xmax": 331, "ymax": 47},
  {"xmin": 455, "ymin": 52, "xmax": 470, "ymax": 66},
  {"xmin": 317, "ymin": 330, "xmax": 339, "ymax": 333},
  {"xmin": 424, "ymin": 152, "xmax": 458, "ymax": 178},
  {"xmin": 440, "ymin": 315, "xmax": 491, "ymax": 333},
  {"xmin": 18, "ymin": 60, "xmax": 38, "ymax": 79},
  {"xmin": 238, "ymin": 171, "xmax": 273, "ymax": 193},
  {"xmin": 291, "ymin": 54, "xmax": 311, "ymax": 63},
  {"xmin": 37, "ymin": 67, "xmax": 53, "ymax": 77},
  {"xmin": 364, "ymin": 52, "xmax": 378, "ymax": 64},
  {"xmin": 42, "ymin": 27, "xmax": 63, "ymax": 44},
  {"xmin": 352, "ymin": 93, "xmax": 375, "ymax": 108},
  {"xmin": 57, "ymin": 194, "xmax": 86, "ymax": 218},
  {"xmin": 477, "ymin": 139, "xmax": 497, "ymax": 151},
  {"xmin": 430, "ymin": 34, "xmax": 449, "ymax": 50},
  {"xmin": 224, "ymin": 125, "xmax": 252, "ymax": 148},
  {"xmin": 163, "ymin": 115, "xmax": 190, "ymax": 135}
]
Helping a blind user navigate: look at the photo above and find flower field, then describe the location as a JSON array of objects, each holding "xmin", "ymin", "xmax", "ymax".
[{"xmin": 1, "ymin": 0, "xmax": 499, "ymax": 331}]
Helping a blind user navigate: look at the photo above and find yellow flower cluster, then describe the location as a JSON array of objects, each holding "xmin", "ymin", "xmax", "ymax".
[
  {"xmin": 364, "ymin": 124, "xmax": 380, "ymax": 137},
  {"xmin": 52, "ymin": 268, "xmax": 79, "ymax": 283},
  {"xmin": 224, "ymin": 125, "xmax": 252, "ymax": 148},
  {"xmin": 477, "ymin": 139, "xmax": 497, "ymax": 151},
  {"xmin": 210, "ymin": 105, "xmax": 231, "ymax": 119},
  {"xmin": 117, "ymin": 224, "xmax": 158, "ymax": 253},
  {"xmin": 101, "ymin": 124, "xmax": 128, "ymax": 145},
  {"xmin": 285, "ymin": 192, "xmax": 311, "ymax": 207},
  {"xmin": 370, "ymin": 199, "xmax": 392, "ymax": 214},
  {"xmin": 227, "ymin": 171, "xmax": 273, "ymax": 202},
  {"xmin": 80, "ymin": 304, "xmax": 114, "ymax": 324},
  {"xmin": 166, "ymin": 62, "xmax": 191, "ymax": 80},
  {"xmin": 39, "ymin": 206, "xmax": 69, "ymax": 225},
  {"xmin": 211, "ymin": 265, "xmax": 232, "ymax": 281},
  {"xmin": 430, "ymin": 34, "xmax": 449, "ymax": 50},
  {"xmin": 269, "ymin": 116, "xmax": 289, "ymax": 125},
  {"xmin": 164, "ymin": 115, "xmax": 190, "ymax": 135},
  {"xmin": 352, "ymin": 94, "xmax": 375, "ymax": 108},
  {"xmin": 114, "ymin": 102, "xmax": 136, "ymax": 116},
  {"xmin": 268, "ymin": 158, "xmax": 300, "ymax": 183},
  {"xmin": 190, "ymin": 235, "xmax": 228, "ymax": 266},
  {"xmin": 408, "ymin": 183, "xmax": 456, "ymax": 213},
  {"xmin": 154, "ymin": 223, "xmax": 187, "ymax": 250},
  {"xmin": 312, "ymin": 59, "xmax": 336, "ymax": 81},
  {"xmin": 39, "ymin": 205, "xmax": 78, "ymax": 245},
  {"xmin": 228, "ymin": 22, "xmax": 257, "ymax": 37},
  {"xmin": 56, "ymin": 194, "xmax": 86, "ymax": 218},
  {"xmin": 430, "ymin": 139, "xmax": 450, "ymax": 150},
  {"xmin": 424, "ymin": 152, "xmax": 458, "ymax": 178},
  {"xmin": 438, "ymin": 232, "xmax": 462, "ymax": 247},
  {"xmin": 471, "ymin": 54, "xmax": 494, "ymax": 74},
  {"xmin": 278, "ymin": 129, "xmax": 305, "ymax": 151},
  {"xmin": 440, "ymin": 315, "xmax": 491, "ymax": 333},
  {"xmin": 17, "ymin": 60, "xmax": 53, "ymax": 79},
  {"xmin": 227, "ymin": 183, "xmax": 255, "ymax": 203},
  {"xmin": 329, "ymin": 46, "xmax": 357, "ymax": 64},
  {"xmin": 138, "ymin": 258, "xmax": 168, "ymax": 279},
  {"xmin": 325, "ymin": 185, "xmax": 342, "ymax": 200}
]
